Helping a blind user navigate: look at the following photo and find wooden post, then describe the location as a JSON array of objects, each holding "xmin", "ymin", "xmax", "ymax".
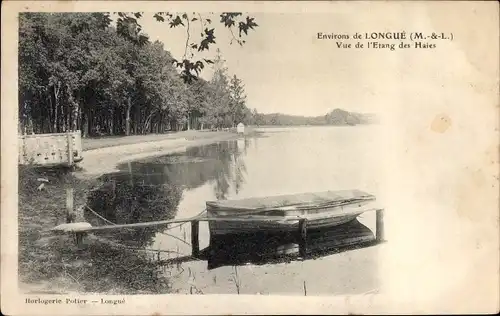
[
  {"xmin": 75, "ymin": 233, "xmax": 84, "ymax": 246},
  {"xmin": 376, "ymin": 209, "xmax": 385, "ymax": 242},
  {"xmin": 128, "ymin": 162, "xmax": 134, "ymax": 186},
  {"xmin": 66, "ymin": 188, "xmax": 74, "ymax": 223},
  {"xmin": 75, "ymin": 205, "xmax": 84, "ymax": 222},
  {"xmin": 298, "ymin": 218, "xmax": 308, "ymax": 259},
  {"xmin": 191, "ymin": 220, "xmax": 200, "ymax": 258},
  {"xmin": 67, "ymin": 132, "xmax": 73, "ymax": 166},
  {"xmin": 66, "ymin": 188, "xmax": 83, "ymax": 246}
]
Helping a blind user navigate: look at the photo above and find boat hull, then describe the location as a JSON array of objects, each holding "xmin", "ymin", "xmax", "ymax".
[
  {"xmin": 207, "ymin": 203, "xmax": 373, "ymax": 236},
  {"xmin": 206, "ymin": 190, "xmax": 378, "ymax": 236}
]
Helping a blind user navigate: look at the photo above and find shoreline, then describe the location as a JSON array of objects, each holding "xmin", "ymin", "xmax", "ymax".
[
  {"xmin": 81, "ymin": 129, "xmax": 242, "ymax": 151},
  {"xmin": 77, "ymin": 130, "xmax": 253, "ymax": 179},
  {"xmin": 19, "ymin": 129, "xmax": 256, "ymax": 294},
  {"xmin": 76, "ymin": 125, "xmax": 374, "ymax": 178},
  {"xmin": 19, "ymin": 126, "xmax": 382, "ymax": 295}
]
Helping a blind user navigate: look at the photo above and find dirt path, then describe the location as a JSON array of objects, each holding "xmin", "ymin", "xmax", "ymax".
[{"xmin": 82, "ymin": 130, "xmax": 229, "ymax": 151}]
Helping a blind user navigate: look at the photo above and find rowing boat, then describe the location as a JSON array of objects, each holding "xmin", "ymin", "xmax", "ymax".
[{"xmin": 206, "ymin": 190, "xmax": 378, "ymax": 236}]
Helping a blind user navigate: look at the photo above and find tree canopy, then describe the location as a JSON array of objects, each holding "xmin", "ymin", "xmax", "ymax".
[{"xmin": 19, "ymin": 12, "xmax": 257, "ymax": 137}]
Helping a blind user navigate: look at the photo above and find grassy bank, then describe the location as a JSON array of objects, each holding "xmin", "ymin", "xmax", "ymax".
[
  {"xmin": 19, "ymin": 165, "xmax": 91, "ymax": 292},
  {"xmin": 18, "ymin": 166, "xmax": 174, "ymax": 294}
]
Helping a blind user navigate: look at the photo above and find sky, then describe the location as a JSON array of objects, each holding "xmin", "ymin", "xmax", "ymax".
[
  {"xmin": 133, "ymin": 12, "xmax": 394, "ymax": 116},
  {"xmin": 101, "ymin": 2, "xmax": 498, "ymax": 121}
]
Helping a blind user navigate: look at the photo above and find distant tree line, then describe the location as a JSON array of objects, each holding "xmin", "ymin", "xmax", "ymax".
[
  {"xmin": 18, "ymin": 12, "xmax": 256, "ymax": 137},
  {"xmin": 252, "ymin": 108, "xmax": 378, "ymax": 126}
]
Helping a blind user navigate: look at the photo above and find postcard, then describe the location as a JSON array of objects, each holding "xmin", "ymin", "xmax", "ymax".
[{"xmin": 1, "ymin": 1, "xmax": 499, "ymax": 314}]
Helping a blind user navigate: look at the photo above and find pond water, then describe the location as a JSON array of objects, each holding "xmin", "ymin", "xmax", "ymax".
[{"xmin": 86, "ymin": 125, "xmax": 384, "ymax": 294}]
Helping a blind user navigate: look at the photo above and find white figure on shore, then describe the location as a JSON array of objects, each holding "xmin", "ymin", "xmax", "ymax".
[{"xmin": 237, "ymin": 122, "xmax": 245, "ymax": 134}]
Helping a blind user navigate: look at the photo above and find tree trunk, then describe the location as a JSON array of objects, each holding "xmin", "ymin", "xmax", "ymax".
[
  {"xmin": 47, "ymin": 90, "xmax": 54, "ymax": 133},
  {"xmin": 125, "ymin": 96, "xmax": 132, "ymax": 136},
  {"xmin": 88, "ymin": 108, "xmax": 93, "ymax": 136},
  {"xmin": 143, "ymin": 110, "xmax": 156, "ymax": 134},
  {"xmin": 62, "ymin": 100, "xmax": 67, "ymax": 132},
  {"xmin": 134, "ymin": 106, "xmax": 140, "ymax": 134},
  {"xmin": 109, "ymin": 108, "xmax": 114, "ymax": 135},
  {"xmin": 71, "ymin": 93, "xmax": 79, "ymax": 131},
  {"xmin": 78, "ymin": 102, "xmax": 83, "ymax": 133},
  {"xmin": 82, "ymin": 113, "xmax": 88, "ymax": 138},
  {"xmin": 53, "ymin": 83, "xmax": 60, "ymax": 133},
  {"xmin": 116, "ymin": 108, "xmax": 122, "ymax": 135}
]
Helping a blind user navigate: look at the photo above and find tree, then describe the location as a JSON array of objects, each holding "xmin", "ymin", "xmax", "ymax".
[
  {"xmin": 185, "ymin": 78, "xmax": 211, "ymax": 130},
  {"xmin": 204, "ymin": 49, "xmax": 232, "ymax": 129},
  {"xmin": 228, "ymin": 75, "xmax": 248, "ymax": 126}
]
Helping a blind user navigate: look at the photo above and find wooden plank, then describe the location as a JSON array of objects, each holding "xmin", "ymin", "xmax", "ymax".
[
  {"xmin": 207, "ymin": 200, "xmax": 376, "ymax": 217},
  {"xmin": 209, "ymin": 207, "xmax": 381, "ymax": 221},
  {"xmin": 51, "ymin": 216, "xmax": 201, "ymax": 233},
  {"xmin": 51, "ymin": 208, "xmax": 383, "ymax": 233},
  {"xmin": 207, "ymin": 190, "xmax": 376, "ymax": 211}
]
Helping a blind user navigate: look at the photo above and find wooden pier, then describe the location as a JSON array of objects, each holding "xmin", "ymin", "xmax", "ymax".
[{"xmin": 54, "ymin": 192, "xmax": 385, "ymax": 260}]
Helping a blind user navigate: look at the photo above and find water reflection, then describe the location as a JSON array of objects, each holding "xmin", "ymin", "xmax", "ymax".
[
  {"xmin": 85, "ymin": 138, "xmax": 251, "ymax": 248},
  {"xmin": 120, "ymin": 138, "xmax": 250, "ymax": 199},
  {"xmin": 86, "ymin": 172, "xmax": 183, "ymax": 248},
  {"xmin": 201, "ymin": 219, "xmax": 376, "ymax": 270}
]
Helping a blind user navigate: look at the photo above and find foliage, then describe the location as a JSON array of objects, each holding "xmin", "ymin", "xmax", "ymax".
[
  {"xmin": 19, "ymin": 12, "xmax": 256, "ymax": 137},
  {"xmin": 119, "ymin": 12, "xmax": 258, "ymax": 83}
]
